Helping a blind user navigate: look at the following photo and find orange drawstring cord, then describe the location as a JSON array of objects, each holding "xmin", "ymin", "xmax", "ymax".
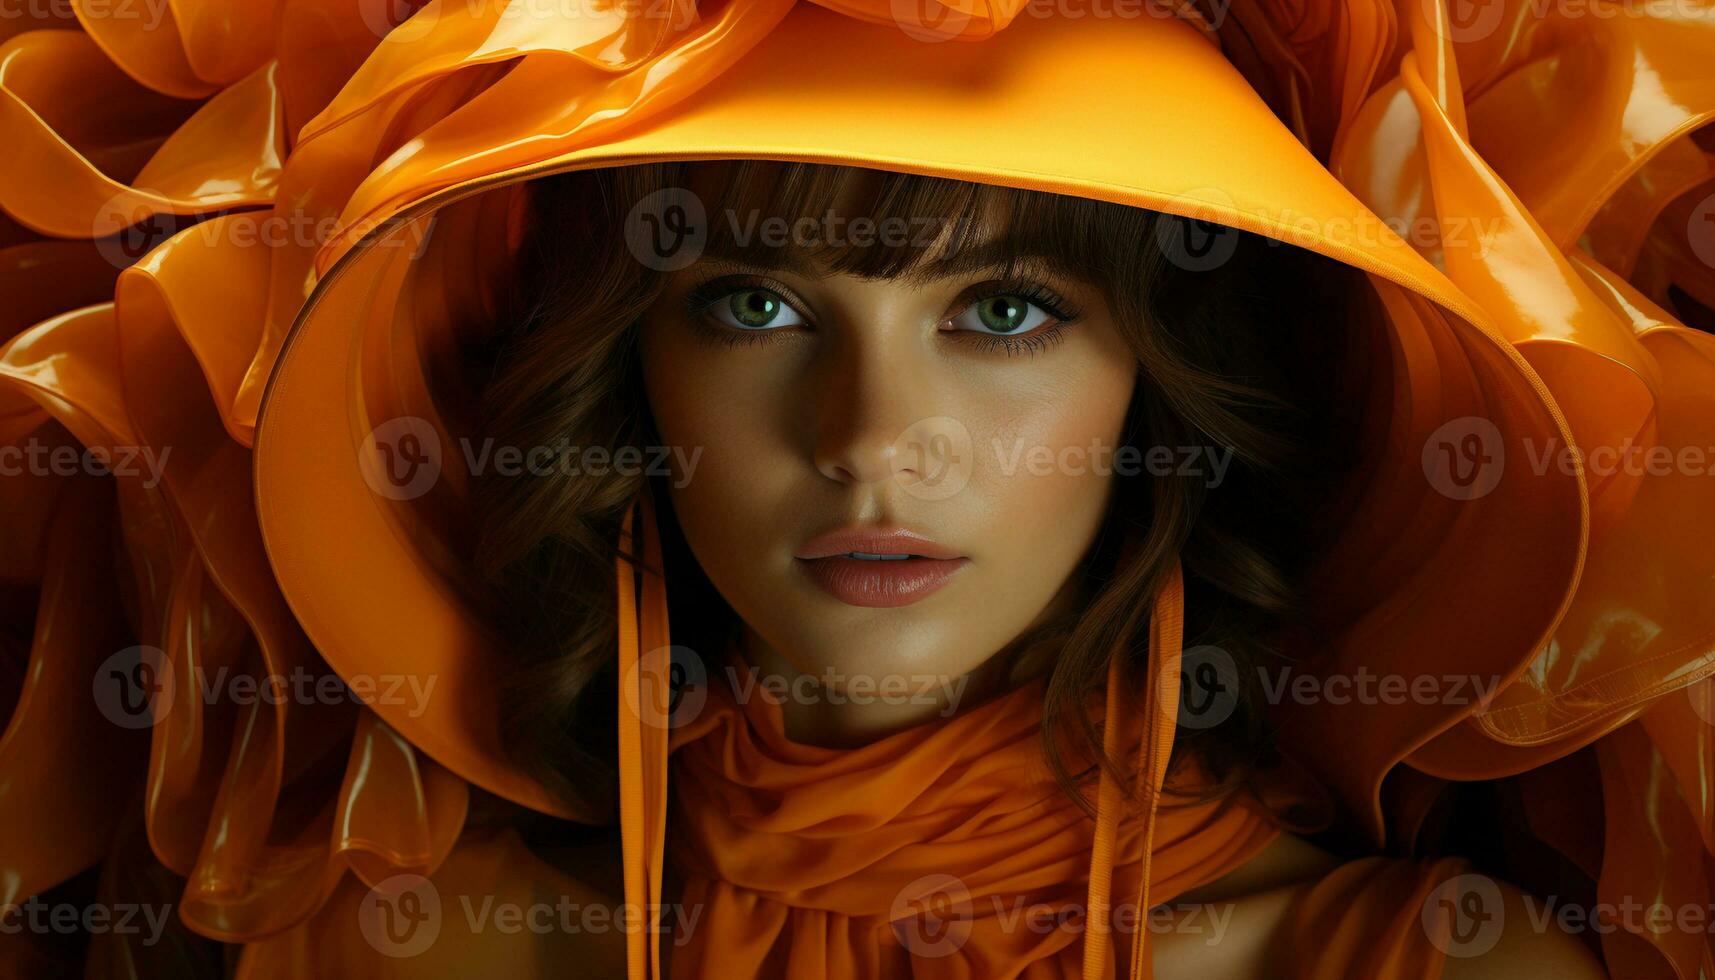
[
  {"xmin": 1083, "ymin": 558, "xmax": 1186, "ymax": 980},
  {"xmin": 619, "ymin": 488, "xmax": 671, "ymax": 980}
]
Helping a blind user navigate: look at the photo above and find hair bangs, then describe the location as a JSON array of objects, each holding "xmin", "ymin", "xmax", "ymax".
[{"xmin": 660, "ymin": 159, "xmax": 1156, "ymax": 290}]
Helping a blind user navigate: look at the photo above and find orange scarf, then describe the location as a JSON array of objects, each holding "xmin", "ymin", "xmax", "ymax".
[
  {"xmin": 617, "ymin": 489, "xmax": 1281, "ymax": 979},
  {"xmin": 664, "ymin": 653, "xmax": 1279, "ymax": 978}
]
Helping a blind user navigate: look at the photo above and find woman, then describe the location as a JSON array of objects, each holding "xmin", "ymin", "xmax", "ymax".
[
  {"xmin": 0, "ymin": 0, "xmax": 1710, "ymax": 977},
  {"xmin": 459, "ymin": 156, "xmax": 1607, "ymax": 976}
]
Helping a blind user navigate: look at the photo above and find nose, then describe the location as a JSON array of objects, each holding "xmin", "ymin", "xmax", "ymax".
[{"xmin": 809, "ymin": 322, "xmax": 937, "ymax": 487}]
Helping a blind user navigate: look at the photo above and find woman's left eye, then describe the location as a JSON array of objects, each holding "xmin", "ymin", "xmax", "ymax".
[
  {"xmin": 708, "ymin": 288, "xmax": 806, "ymax": 331},
  {"xmin": 950, "ymin": 294, "xmax": 1057, "ymax": 335}
]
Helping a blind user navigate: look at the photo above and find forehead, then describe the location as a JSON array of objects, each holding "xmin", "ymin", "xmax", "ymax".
[{"xmin": 676, "ymin": 160, "xmax": 1098, "ymax": 284}]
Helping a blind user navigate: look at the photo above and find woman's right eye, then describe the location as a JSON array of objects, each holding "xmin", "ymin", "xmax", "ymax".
[{"xmin": 707, "ymin": 288, "xmax": 806, "ymax": 331}]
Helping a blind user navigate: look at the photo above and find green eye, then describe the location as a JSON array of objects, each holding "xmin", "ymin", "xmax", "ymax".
[
  {"xmin": 953, "ymin": 293, "xmax": 1053, "ymax": 335},
  {"xmin": 976, "ymin": 295, "xmax": 1030, "ymax": 332},
  {"xmin": 721, "ymin": 289, "xmax": 801, "ymax": 330}
]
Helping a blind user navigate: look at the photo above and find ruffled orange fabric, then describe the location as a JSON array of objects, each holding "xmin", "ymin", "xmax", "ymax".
[
  {"xmin": 0, "ymin": 0, "xmax": 1712, "ymax": 977},
  {"xmin": 664, "ymin": 641, "xmax": 1281, "ymax": 977}
]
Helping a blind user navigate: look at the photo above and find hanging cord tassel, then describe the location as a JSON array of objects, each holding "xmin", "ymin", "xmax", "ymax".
[
  {"xmin": 619, "ymin": 486, "xmax": 672, "ymax": 980},
  {"xmin": 1082, "ymin": 558, "xmax": 1186, "ymax": 980}
]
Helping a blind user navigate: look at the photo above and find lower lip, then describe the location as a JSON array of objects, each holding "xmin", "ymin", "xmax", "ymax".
[{"xmin": 794, "ymin": 556, "xmax": 970, "ymax": 608}]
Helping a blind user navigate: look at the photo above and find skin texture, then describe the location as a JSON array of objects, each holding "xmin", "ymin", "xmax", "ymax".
[{"xmin": 638, "ymin": 250, "xmax": 1136, "ymax": 747}]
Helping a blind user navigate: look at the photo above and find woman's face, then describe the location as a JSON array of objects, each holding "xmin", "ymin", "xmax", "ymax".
[{"xmin": 638, "ymin": 205, "xmax": 1138, "ymax": 739}]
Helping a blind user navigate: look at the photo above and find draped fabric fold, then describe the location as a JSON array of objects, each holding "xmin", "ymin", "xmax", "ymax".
[
  {"xmin": 0, "ymin": 0, "xmax": 1712, "ymax": 977},
  {"xmin": 661, "ymin": 561, "xmax": 1220, "ymax": 980}
]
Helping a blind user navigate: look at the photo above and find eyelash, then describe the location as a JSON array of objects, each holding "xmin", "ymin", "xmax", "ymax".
[
  {"xmin": 956, "ymin": 281, "xmax": 1081, "ymax": 356},
  {"xmin": 683, "ymin": 275, "xmax": 804, "ymax": 349},
  {"xmin": 681, "ymin": 275, "xmax": 1083, "ymax": 356}
]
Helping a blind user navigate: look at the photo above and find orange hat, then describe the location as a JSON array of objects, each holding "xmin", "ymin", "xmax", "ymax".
[{"xmin": 1, "ymin": 0, "xmax": 1713, "ymax": 976}]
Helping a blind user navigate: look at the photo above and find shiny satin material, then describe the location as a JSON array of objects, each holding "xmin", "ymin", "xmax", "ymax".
[
  {"xmin": 665, "ymin": 643, "xmax": 1276, "ymax": 978},
  {"xmin": 0, "ymin": 0, "xmax": 1712, "ymax": 977}
]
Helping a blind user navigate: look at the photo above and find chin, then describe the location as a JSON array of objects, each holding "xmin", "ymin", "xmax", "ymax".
[{"xmin": 785, "ymin": 620, "xmax": 993, "ymax": 682}]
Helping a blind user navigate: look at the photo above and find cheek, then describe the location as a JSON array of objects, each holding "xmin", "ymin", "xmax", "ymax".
[
  {"xmin": 968, "ymin": 357, "xmax": 1136, "ymax": 577},
  {"xmin": 639, "ymin": 324, "xmax": 793, "ymax": 568}
]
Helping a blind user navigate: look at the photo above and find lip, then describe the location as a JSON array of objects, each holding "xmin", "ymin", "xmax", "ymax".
[
  {"xmin": 793, "ymin": 525, "xmax": 969, "ymax": 608},
  {"xmin": 794, "ymin": 526, "xmax": 965, "ymax": 561}
]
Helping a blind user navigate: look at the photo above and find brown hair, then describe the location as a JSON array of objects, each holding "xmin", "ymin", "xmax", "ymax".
[{"xmin": 469, "ymin": 160, "xmax": 1362, "ymax": 821}]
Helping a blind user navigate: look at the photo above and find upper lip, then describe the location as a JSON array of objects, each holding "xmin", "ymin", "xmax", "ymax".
[{"xmin": 794, "ymin": 525, "xmax": 966, "ymax": 561}]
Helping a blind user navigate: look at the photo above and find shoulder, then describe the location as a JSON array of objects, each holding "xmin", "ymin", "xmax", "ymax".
[
  {"xmin": 1437, "ymin": 877, "xmax": 1607, "ymax": 980},
  {"xmin": 1154, "ymin": 833, "xmax": 1342, "ymax": 978},
  {"xmin": 1175, "ymin": 831, "xmax": 1344, "ymax": 903},
  {"xmin": 1159, "ymin": 837, "xmax": 1610, "ymax": 980}
]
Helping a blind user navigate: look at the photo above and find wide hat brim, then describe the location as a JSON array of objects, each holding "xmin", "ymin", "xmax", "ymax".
[{"xmin": 254, "ymin": 5, "xmax": 1586, "ymax": 821}]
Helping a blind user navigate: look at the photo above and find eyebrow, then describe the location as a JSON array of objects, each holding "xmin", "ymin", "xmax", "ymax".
[{"xmin": 697, "ymin": 238, "xmax": 1087, "ymax": 286}]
